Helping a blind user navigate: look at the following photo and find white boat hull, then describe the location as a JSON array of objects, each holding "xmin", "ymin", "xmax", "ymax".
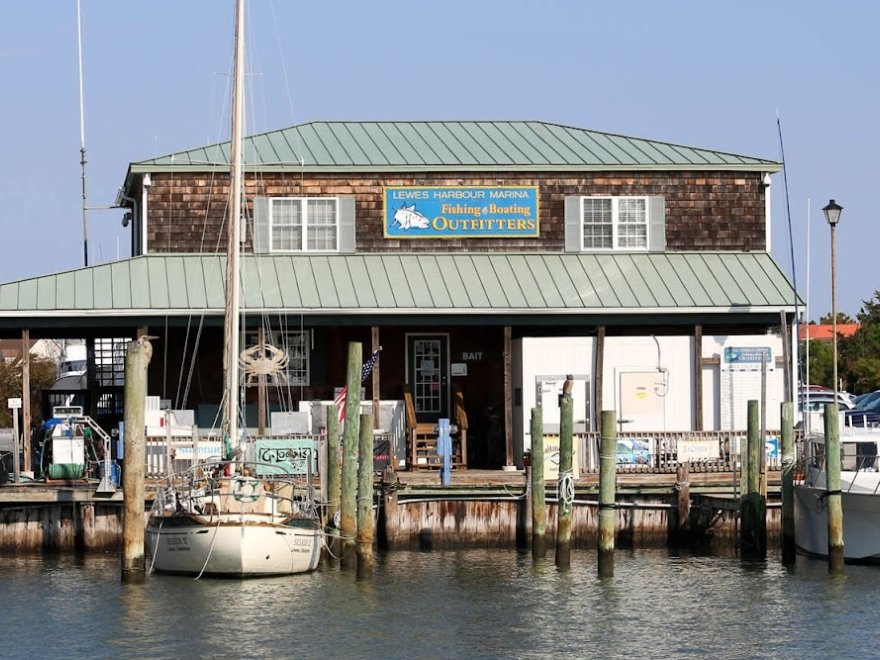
[
  {"xmin": 794, "ymin": 480, "xmax": 880, "ymax": 562},
  {"xmin": 147, "ymin": 515, "xmax": 321, "ymax": 577}
]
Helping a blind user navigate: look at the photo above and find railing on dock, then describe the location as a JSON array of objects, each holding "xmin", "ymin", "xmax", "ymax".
[{"xmin": 576, "ymin": 430, "xmax": 788, "ymax": 474}]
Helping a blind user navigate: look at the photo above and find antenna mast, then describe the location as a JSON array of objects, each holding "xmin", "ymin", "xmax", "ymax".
[{"xmin": 77, "ymin": 0, "xmax": 89, "ymax": 267}]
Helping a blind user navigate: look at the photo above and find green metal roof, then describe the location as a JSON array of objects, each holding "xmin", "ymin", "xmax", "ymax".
[
  {"xmin": 0, "ymin": 252, "xmax": 798, "ymax": 318},
  {"xmin": 129, "ymin": 121, "xmax": 780, "ymax": 174}
]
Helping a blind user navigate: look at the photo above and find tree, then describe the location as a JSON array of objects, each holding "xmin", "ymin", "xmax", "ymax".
[
  {"xmin": 818, "ymin": 311, "xmax": 855, "ymax": 325},
  {"xmin": 839, "ymin": 291, "xmax": 880, "ymax": 393},
  {"xmin": 802, "ymin": 339, "xmax": 834, "ymax": 388},
  {"xmin": 0, "ymin": 356, "xmax": 57, "ymax": 427}
]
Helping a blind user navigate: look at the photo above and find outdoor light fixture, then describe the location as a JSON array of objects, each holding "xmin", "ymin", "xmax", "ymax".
[
  {"xmin": 824, "ymin": 198, "xmax": 843, "ymax": 402},
  {"xmin": 823, "ymin": 199, "xmax": 842, "ymax": 226}
]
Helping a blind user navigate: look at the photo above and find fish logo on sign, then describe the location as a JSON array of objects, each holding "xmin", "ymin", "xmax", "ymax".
[{"xmin": 392, "ymin": 204, "xmax": 430, "ymax": 230}]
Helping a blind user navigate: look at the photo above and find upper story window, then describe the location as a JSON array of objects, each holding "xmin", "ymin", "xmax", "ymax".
[
  {"xmin": 254, "ymin": 196, "xmax": 356, "ymax": 254},
  {"xmin": 565, "ymin": 195, "xmax": 665, "ymax": 252},
  {"xmin": 270, "ymin": 198, "xmax": 338, "ymax": 252}
]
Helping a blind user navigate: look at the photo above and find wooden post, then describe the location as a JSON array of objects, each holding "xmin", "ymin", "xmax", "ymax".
[
  {"xmin": 780, "ymin": 401, "xmax": 795, "ymax": 564},
  {"xmin": 371, "ymin": 326, "xmax": 380, "ymax": 430},
  {"xmin": 676, "ymin": 462, "xmax": 690, "ymax": 541},
  {"xmin": 21, "ymin": 329, "xmax": 31, "ymax": 474},
  {"xmin": 339, "ymin": 342, "xmax": 362, "ymax": 570},
  {"xmin": 595, "ymin": 326, "xmax": 605, "ymax": 435},
  {"xmin": 598, "ymin": 409, "xmax": 617, "ymax": 577},
  {"xmin": 824, "ymin": 402, "xmax": 844, "ymax": 572},
  {"xmin": 741, "ymin": 399, "xmax": 766, "ymax": 559},
  {"xmin": 693, "ymin": 324, "xmax": 703, "ymax": 431},
  {"xmin": 503, "ymin": 326, "xmax": 513, "ymax": 468},
  {"xmin": 530, "ymin": 407, "xmax": 546, "ymax": 557},
  {"xmin": 325, "ymin": 404, "xmax": 341, "ymax": 539},
  {"xmin": 121, "ymin": 337, "xmax": 150, "ymax": 584},
  {"xmin": 555, "ymin": 384, "xmax": 573, "ymax": 568},
  {"xmin": 357, "ymin": 412, "xmax": 375, "ymax": 579}
]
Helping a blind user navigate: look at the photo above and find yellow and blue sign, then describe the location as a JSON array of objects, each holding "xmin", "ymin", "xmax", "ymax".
[{"xmin": 384, "ymin": 186, "xmax": 539, "ymax": 238}]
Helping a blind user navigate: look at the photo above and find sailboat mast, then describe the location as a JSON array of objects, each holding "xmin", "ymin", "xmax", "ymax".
[{"xmin": 224, "ymin": 0, "xmax": 245, "ymax": 448}]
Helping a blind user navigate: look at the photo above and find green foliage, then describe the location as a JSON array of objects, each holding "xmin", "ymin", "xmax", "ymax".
[
  {"xmin": 818, "ymin": 311, "xmax": 855, "ymax": 325},
  {"xmin": 803, "ymin": 339, "xmax": 834, "ymax": 388},
  {"xmin": 838, "ymin": 291, "xmax": 880, "ymax": 393},
  {"xmin": 0, "ymin": 356, "xmax": 57, "ymax": 427}
]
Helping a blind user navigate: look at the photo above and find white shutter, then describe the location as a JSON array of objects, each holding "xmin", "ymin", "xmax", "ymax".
[
  {"xmin": 337, "ymin": 197, "xmax": 356, "ymax": 253},
  {"xmin": 253, "ymin": 196, "xmax": 270, "ymax": 253},
  {"xmin": 564, "ymin": 196, "xmax": 582, "ymax": 252},
  {"xmin": 648, "ymin": 196, "xmax": 666, "ymax": 252}
]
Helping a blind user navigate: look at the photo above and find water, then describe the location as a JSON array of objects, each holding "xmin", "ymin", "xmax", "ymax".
[{"xmin": 1, "ymin": 549, "xmax": 878, "ymax": 659}]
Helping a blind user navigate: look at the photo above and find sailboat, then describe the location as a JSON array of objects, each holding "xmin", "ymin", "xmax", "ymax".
[{"xmin": 145, "ymin": 0, "xmax": 322, "ymax": 577}]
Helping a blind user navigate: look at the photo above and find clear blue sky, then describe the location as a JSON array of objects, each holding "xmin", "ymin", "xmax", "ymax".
[{"xmin": 0, "ymin": 0, "xmax": 876, "ymax": 319}]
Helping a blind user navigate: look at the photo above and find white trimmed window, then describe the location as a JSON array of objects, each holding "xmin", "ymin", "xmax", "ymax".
[
  {"xmin": 581, "ymin": 196, "xmax": 648, "ymax": 250},
  {"xmin": 243, "ymin": 329, "xmax": 310, "ymax": 386},
  {"xmin": 565, "ymin": 195, "xmax": 665, "ymax": 253},
  {"xmin": 270, "ymin": 198, "xmax": 338, "ymax": 252}
]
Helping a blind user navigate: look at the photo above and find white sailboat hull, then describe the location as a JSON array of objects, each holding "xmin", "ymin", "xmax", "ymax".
[
  {"xmin": 794, "ymin": 469, "xmax": 880, "ymax": 562},
  {"xmin": 147, "ymin": 515, "xmax": 321, "ymax": 577}
]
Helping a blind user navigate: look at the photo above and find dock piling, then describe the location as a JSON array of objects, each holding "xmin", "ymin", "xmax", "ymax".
[
  {"xmin": 824, "ymin": 402, "xmax": 844, "ymax": 572},
  {"xmin": 598, "ymin": 410, "xmax": 617, "ymax": 577},
  {"xmin": 325, "ymin": 404, "xmax": 341, "ymax": 558},
  {"xmin": 555, "ymin": 383, "xmax": 573, "ymax": 568},
  {"xmin": 780, "ymin": 401, "xmax": 795, "ymax": 564},
  {"xmin": 530, "ymin": 407, "xmax": 546, "ymax": 557},
  {"xmin": 121, "ymin": 337, "xmax": 150, "ymax": 584},
  {"xmin": 340, "ymin": 342, "xmax": 362, "ymax": 571},
  {"xmin": 740, "ymin": 399, "xmax": 766, "ymax": 559},
  {"xmin": 357, "ymin": 412, "xmax": 375, "ymax": 579}
]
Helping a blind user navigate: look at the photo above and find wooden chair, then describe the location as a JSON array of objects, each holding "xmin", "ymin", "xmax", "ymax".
[
  {"xmin": 404, "ymin": 388, "xmax": 439, "ymax": 469},
  {"xmin": 451, "ymin": 385, "xmax": 468, "ymax": 470}
]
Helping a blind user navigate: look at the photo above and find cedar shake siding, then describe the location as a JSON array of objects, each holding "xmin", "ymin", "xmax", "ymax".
[{"xmin": 143, "ymin": 170, "xmax": 767, "ymax": 254}]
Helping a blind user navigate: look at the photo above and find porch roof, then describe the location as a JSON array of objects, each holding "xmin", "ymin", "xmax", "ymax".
[{"xmin": 0, "ymin": 252, "xmax": 799, "ymax": 319}]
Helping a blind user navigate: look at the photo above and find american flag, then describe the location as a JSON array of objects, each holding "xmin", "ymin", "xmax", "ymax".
[{"xmin": 335, "ymin": 346, "xmax": 382, "ymax": 423}]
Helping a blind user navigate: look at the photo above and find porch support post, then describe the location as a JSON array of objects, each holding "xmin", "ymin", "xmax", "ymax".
[
  {"xmin": 372, "ymin": 326, "xmax": 380, "ymax": 430},
  {"xmin": 503, "ymin": 325, "xmax": 513, "ymax": 468},
  {"xmin": 21, "ymin": 329, "xmax": 31, "ymax": 473},
  {"xmin": 694, "ymin": 324, "xmax": 703, "ymax": 431},
  {"xmin": 595, "ymin": 326, "xmax": 605, "ymax": 435}
]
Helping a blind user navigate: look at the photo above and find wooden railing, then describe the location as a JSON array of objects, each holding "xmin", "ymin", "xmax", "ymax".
[{"xmin": 575, "ymin": 429, "xmax": 792, "ymax": 474}]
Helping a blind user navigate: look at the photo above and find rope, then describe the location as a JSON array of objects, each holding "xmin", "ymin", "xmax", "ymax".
[
  {"xmin": 557, "ymin": 470, "xmax": 575, "ymax": 508},
  {"xmin": 195, "ymin": 505, "xmax": 224, "ymax": 581}
]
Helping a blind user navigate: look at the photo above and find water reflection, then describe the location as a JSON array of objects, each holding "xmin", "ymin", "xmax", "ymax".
[{"xmin": 0, "ymin": 549, "xmax": 877, "ymax": 658}]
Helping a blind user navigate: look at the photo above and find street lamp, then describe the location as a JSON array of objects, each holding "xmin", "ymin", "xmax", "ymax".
[{"xmin": 823, "ymin": 199, "xmax": 843, "ymax": 403}]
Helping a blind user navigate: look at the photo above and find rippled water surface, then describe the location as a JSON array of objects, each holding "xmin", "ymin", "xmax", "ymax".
[{"xmin": 1, "ymin": 549, "xmax": 878, "ymax": 659}]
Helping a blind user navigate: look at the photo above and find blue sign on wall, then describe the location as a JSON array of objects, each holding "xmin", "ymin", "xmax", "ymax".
[{"xmin": 384, "ymin": 186, "xmax": 539, "ymax": 238}]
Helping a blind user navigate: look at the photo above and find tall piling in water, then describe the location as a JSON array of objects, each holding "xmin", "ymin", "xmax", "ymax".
[
  {"xmin": 555, "ymin": 388, "xmax": 573, "ymax": 568},
  {"xmin": 325, "ymin": 404, "xmax": 341, "ymax": 557},
  {"xmin": 121, "ymin": 337, "xmax": 150, "ymax": 584},
  {"xmin": 740, "ymin": 399, "xmax": 766, "ymax": 559},
  {"xmin": 357, "ymin": 412, "xmax": 375, "ymax": 578},
  {"xmin": 780, "ymin": 401, "xmax": 796, "ymax": 564},
  {"xmin": 824, "ymin": 402, "xmax": 844, "ymax": 572},
  {"xmin": 598, "ymin": 410, "xmax": 617, "ymax": 577},
  {"xmin": 340, "ymin": 342, "xmax": 362, "ymax": 571},
  {"xmin": 530, "ymin": 407, "xmax": 546, "ymax": 557}
]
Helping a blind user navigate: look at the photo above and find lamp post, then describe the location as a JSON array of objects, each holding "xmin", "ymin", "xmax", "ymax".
[
  {"xmin": 822, "ymin": 197, "xmax": 844, "ymax": 572},
  {"xmin": 823, "ymin": 199, "xmax": 843, "ymax": 401}
]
